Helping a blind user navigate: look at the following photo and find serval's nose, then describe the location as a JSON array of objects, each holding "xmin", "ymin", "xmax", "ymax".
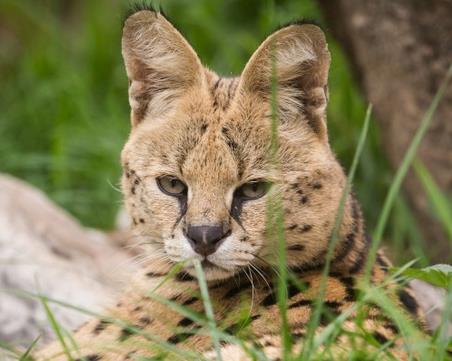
[{"xmin": 184, "ymin": 224, "xmax": 231, "ymax": 257}]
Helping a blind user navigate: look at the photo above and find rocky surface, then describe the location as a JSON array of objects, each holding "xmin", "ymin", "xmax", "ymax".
[{"xmin": 0, "ymin": 174, "xmax": 135, "ymax": 350}]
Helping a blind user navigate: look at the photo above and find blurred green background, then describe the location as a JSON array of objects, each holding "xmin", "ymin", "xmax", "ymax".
[{"xmin": 0, "ymin": 0, "xmax": 427, "ymax": 263}]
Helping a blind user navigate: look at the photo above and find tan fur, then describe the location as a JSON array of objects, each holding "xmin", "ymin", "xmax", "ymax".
[{"xmin": 37, "ymin": 9, "xmax": 424, "ymax": 361}]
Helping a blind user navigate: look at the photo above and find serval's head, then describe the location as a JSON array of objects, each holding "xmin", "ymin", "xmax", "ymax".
[{"xmin": 121, "ymin": 8, "xmax": 365, "ymax": 282}]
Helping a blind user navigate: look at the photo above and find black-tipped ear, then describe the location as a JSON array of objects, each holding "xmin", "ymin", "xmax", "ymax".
[
  {"xmin": 239, "ymin": 23, "xmax": 330, "ymax": 138},
  {"xmin": 122, "ymin": 10, "xmax": 204, "ymax": 126}
]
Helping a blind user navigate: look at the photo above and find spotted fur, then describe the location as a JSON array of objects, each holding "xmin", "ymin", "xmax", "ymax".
[{"xmin": 38, "ymin": 7, "xmax": 425, "ymax": 361}]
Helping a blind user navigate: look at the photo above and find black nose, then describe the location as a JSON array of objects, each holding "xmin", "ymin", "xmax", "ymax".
[{"xmin": 185, "ymin": 224, "xmax": 230, "ymax": 256}]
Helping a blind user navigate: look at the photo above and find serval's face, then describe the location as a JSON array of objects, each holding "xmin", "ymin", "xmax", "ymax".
[{"xmin": 121, "ymin": 11, "xmax": 350, "ymax": 281}]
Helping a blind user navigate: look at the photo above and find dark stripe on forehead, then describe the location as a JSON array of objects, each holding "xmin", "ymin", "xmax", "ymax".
[
  {"xmin": 221, "ymin": 126, "xmax": 245, "ymax": 178},
  {"xmin": 211, "ymin": 77, "xmax": 223, "ymax": 110},
  {"xmin": 224, "ymin": 78, "xmax": 239, "ymax": 110},
  {"xmin": 176, "ymin": 118, "xmax": 210, "ymax": 175},
  {"xmin": 211, "ymin": 76, "xmax": 240, "ymax": 111}
]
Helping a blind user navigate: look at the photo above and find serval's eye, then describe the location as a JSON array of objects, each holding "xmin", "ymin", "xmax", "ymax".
[
  {"xmin": 157, "ymin": 176, "xmax": 187, "ymax": 197},
  {"xmin": 235, "ymin": 180, "xmax": 270, "ymax": 201}
]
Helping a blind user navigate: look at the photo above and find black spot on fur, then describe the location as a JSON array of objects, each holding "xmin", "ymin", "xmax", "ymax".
[
  {"xmin": 398, "ymin": 289, "xmax": 418, "ymax": 316},
  {"xmin": 288, "ymin": 284, "xmax": 300, "ymax": 298},
  {"xmin": 177, "ymin": 317, "xmax": 195, "ymax": 327},
  {"xmin": 146, "ymin": 271, "xmax": 165, "ymax": 277},
  {"xmin": 262, "ymin": 291, "xmax": 277, "ymax": 307},
  {"xmin": 288, "ymin": 244, "xmax": 305, "ymax": 251},
  {"xmin": 334, "ymin": 232, "xmax": 355, "ymax": 262},
  {"xmin": 373, "ymin": 331, "xmax": 389, "ymax": 344},
  {"xmin": 376, "ymin": 253, "xmax": 390, "ymax": 270},
  {"xmin": 176, "ymin": 272, "xmax": 195, "ymax": 282},
  {"xmin": 200, "ymin": 123, "xmax": 208, "ymax": 134},
  {"xmin": 92, "ymin": 319, "xmax": 110, "ymax": 335},
  {"xmin": 348, "ymin": 235, "xmax": 371, "ymax": 274},
  {"xmin": 75, "ymin": 355, "xmax": 102, "ymax": 361},
  {"xmin": 166, "ymin": 327, "xmax": 201, "ymax": 344},
  {"xmin": 291, "ymin": 329, "xmax": 306, "ymax": 340},
  {"xmin": 291, "ymin": 183, "xmax": 300, "ymax": 189},
  {"xmin": 299, "ymin": 224, "xmax": 312, "ymax": 233},
  {"xmin": 291, "ymin": 250, "xmax": 326, "ymax": 274},
  {"xmin": 119, "ymin": 327, "xmax": 134, "ymax": 342},
  {"xmin": 139, "ymin": 218, "xmax": 145, "ymax": 223},
  {"xmin": 139, "ymin": 317, "xmax": 152, "ymax": 326},
  {"xmin": 334, "ymin": 198, "xmax": 360, "ymax": 264},
  {"xmin": 311, "ymin": 181, "xmax": 322, "ymax": 189},
  {"xmin": 340, "ymin": 276, "xmax": 357, "ymax": 302},
  {"xmin": 382, "ymin": 319, "xmax": 399, "ymax": 334},
  {"xmin": 300, "ymin": 195, "xmax": 308, "ymax": 204},
  {"xmin": 224, "ymin": 315, "xmax": 260, "ymax": 335},
  {"xmin": 182, "ymin": 297, "xmax": 198, "ymax": 306},
  {"xmin": 224, "ymin": 279, "xmax": 252, "ymax": 299},
  {"xmin": 288, "ymin": 299, "xmax": 311, "ymax": 309},
  {"xmin": 287, "ymin": 224, "xmax": 298, "ymax": 231},
  {"xmin": 262, "ymin": 284, "xmax": 300, "ymax": 307},
  {"xmin": 320, "ymin": 301, "xmax": 342, "ymax": 325},
  {"xmin": 348, "ymin": 251, "xmax": 367, "ymax": 274}
]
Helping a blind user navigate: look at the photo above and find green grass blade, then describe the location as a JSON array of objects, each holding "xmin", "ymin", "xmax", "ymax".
[
  {"xmin": 364, "ymin": 63, "xmax": 452, "ymax": 283},
  {"xmin": 299, "ymin": 104, "xmax": 372, "ymax": 360},
  {"xmin": 0, "ymin": 341, "xmax": 21, "ymax": 359},
  {"xmin": 267, "ymin": 38, "xmax": 293, "ymax": 360},
  {"xmin": 39, "ymin": 294, "xmax": 74, "ymax": 361},
  {"xmin": 19, "ymin": 335, "xmax": 41, "ymax": 361},
  {"xmin": 151, "ymin": 261, "xmax": 188, "ymax": 293},
  {"xmin": 193, "ymin": 259, "xmax": 223, "ymax": 361},
  {"xmin": 414, "ymin": 160, "xmax": 452, "ymax": 241}
]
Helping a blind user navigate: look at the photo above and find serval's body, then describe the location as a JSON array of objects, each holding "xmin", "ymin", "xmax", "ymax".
[{"xmin": 38, "ymin": 5, "xmax": 424, "ymax": 361}]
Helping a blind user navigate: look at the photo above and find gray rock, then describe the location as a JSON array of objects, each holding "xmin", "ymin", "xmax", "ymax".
[{"xmin": 0, "ymin": 174, "xmax": 134, "ymax": 349}]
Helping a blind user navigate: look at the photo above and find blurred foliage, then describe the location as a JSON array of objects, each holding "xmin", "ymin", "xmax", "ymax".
[{"xmin": 0, "ymin": 0, "xmax": 428, "ymax": 263}]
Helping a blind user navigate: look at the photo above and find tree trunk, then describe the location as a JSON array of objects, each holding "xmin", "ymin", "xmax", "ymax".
[{"xmin": 318, "ymin": 0, "xmax": 452, "ymax": 262}]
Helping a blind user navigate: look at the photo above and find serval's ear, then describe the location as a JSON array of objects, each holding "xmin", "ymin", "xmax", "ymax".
[
  {"xmin": 239, "ymin": 22, "xmax": 330, "ymax": 139},
  {"xmin": 122, "ymin": 10, "xmax": 204, "ymax": 127}
]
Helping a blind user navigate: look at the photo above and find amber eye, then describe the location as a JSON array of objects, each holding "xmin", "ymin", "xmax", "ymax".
[
  {"xmin": 156, "ymin": 176, "xmax": 187, "ymax": 196},
  {"xmin": 235, "ymin": 181, "xmax": 270, "ymax": 200}
]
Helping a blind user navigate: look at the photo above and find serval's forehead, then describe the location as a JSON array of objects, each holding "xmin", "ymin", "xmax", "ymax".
[
  {"xmin": 207, "ymin": 75, "xmax": 240, "ymax": 113},
  {"xmin": 180, "ymin": 128, "xmax": 238, "ymax": 188}
]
